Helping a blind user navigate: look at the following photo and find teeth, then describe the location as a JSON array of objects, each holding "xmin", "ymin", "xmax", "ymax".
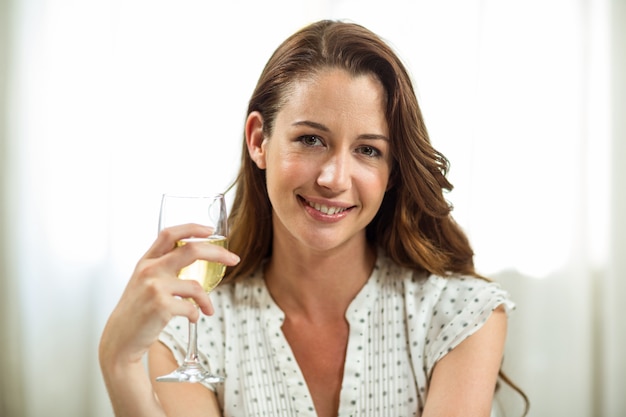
[{"xmin": 308, "ymin": 201, "xmax": 347, "ymax": 215}]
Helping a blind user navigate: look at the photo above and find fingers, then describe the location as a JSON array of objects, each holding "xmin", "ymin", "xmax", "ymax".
[
  {"xmin": 141, "ymin": 223, "xmax": 239, "ymax": 272},
  {"xmin": 131, "ymin": 224, "xmax": 238, "ymax": 319},
  {"xmin": 162, "ymin": 278, "xmax": 215, "ymax": 319},
  {"xmin": 129, "ymin": 224, "xmax": 239, "ymax": 321},
  {"xmin": 146, "ymin": 223, "xmax": 218, "ymax": 258},
  {"xmin": 132, "ymin": 251, "xmax": 232, "ymax": 318},
  {"xmin": 156, "ymin": 240, "xmax": 240, "ymax": 280}
]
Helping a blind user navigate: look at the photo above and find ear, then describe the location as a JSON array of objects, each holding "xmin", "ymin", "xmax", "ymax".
[{"xmin": 245, "ymin": 111, "xmax": 267, "ymax": 170}]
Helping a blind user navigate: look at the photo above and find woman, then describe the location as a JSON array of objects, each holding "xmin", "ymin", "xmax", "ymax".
[{"xmin": 99, "ymin": 20, "xmax": 527, "ymax": 417}]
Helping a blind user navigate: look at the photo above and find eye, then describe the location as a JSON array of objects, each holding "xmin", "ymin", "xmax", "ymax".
[
  {"xmin": 357, "ymin": 145, "xmax": 381, "ymax": 158},
  {"xmin": 298, "ymin": 135, "xmax": 324, "ymax": 147}
]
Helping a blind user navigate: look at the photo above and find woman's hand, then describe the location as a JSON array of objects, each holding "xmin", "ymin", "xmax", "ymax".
[
  {"xmin": 97, "ymin": 223, "xmax": 238, "ymax": 417},
  {"xmin": 99, "ymin": 223, "xmax": 240, "ymax": 370}
]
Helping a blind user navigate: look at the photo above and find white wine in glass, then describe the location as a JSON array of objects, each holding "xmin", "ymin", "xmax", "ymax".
[
  {"xmin": 176, "ymin": 236, "xmax": 227, "ymax": 292},
  {"xmin": 156, "ymin": 193, "xmax": 228, "ymax": 383}
]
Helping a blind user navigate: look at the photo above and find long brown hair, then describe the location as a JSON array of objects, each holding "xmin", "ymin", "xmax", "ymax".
[
  {"xmin": 225, "ymin": 20, "xmax": 528, "ymax": 414},
  {"xmin": 227, "ymin": 19, "xmax": 471, "ymax": 280}
]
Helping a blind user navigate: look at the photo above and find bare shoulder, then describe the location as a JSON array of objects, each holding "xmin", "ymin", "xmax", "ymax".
[
  {"xmin": 148, "ymin": 342, "xmax": 222, "ymax": 417},
  {"xmin": 422, "ymin": 306, "xmax": 508, "ymax": 417}
]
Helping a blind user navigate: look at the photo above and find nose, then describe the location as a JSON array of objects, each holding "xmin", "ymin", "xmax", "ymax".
[{"xmin": 316, "ymin": 150, "xmax": 352, "ymax": 192}]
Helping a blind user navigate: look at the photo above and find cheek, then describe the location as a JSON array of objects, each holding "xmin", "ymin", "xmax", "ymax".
[
  {"xmin": 265, "ymin": 153, "xmax": 310, "ymax": 196},
  {"xmin": 357, "ymin": 165, "xmax": 391, "ymax": 199},
  {"xmin": 362, "ymin": 179, "xmax": 391, "ymax": 217},
  {"xmin": 367, "ymin": 178, "xmax": 390, "ymax": 206}
]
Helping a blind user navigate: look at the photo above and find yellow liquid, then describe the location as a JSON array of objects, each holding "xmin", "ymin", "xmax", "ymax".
[{"xmin": 176, "ymin": 236, "xmax": 227, "ymax": 292}]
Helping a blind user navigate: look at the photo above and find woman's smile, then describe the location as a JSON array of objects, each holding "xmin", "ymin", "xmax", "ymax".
[{"xmin": 298, "ymin": 195, "xmax": 355, "ymax": 222}]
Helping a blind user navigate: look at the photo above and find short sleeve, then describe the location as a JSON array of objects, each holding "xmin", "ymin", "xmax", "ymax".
[
  {"xmin": 158, "ymin": 314, "xmax": 190, "ymax": 364},
  {"xmin": 424, "ymin": 277, "xmax": 515, "ymax": 374}
]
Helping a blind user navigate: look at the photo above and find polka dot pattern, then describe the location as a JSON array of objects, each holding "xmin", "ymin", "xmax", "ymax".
[{"xmin": 159, "ymin": 249, "xmax": 515, "ymax": 416}]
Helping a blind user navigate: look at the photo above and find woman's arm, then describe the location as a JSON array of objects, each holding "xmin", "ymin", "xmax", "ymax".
[
  {"xmin": 148, "ymin": 342, "xmax": 222, "ymax": 416},
  {"xmin": 98, "ymin": 223, "xmax": 239, "ymax": 417},
  {"xmin": 422, "ymin": 306, "xmax": 508, "ymax": 417},
  {"xmin": 99, "ymin": 353, "xmax": 167, "ymax": 417}
]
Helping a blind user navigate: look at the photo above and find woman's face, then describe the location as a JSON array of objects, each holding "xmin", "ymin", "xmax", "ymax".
[{"xmin": 250, "ymin": 68, "xmax": 391, "ymax": 254}]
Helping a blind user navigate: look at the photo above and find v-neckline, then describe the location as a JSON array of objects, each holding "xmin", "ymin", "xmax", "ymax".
[{"xmin": 257, "ymin": 256, "xmax": 383, "ymax": 416}]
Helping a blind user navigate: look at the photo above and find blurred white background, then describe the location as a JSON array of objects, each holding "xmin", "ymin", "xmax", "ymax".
[{"xmin": 1, "ymin": 0, "xmax": 624, "ymax": 416}]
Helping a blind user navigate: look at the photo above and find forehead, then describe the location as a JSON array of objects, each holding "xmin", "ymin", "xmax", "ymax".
[
  {"xmin": 277, "ymin": 68, "xmax": 388, "ymax": 129},
  {"xmin": 285, "ymin": 67, "xmax": 386, "ymax": 102}
]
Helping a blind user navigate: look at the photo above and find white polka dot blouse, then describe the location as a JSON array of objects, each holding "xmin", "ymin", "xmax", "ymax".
[{"xmin": 159, "ymin": 248, "xmax": 515, "ymax": 416}]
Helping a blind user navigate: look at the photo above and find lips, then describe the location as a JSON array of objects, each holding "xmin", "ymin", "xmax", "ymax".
[
  {"xmin": 298, "ymin": 195, "xmax": 355, "ymax": 216},
  {"xmin": 307, "ymin": 201, "xmax": 348, "ymax": 215}
]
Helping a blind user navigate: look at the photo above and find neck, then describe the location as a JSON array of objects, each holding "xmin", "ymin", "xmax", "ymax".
[{"xmin": 264, "ymin": 238, "xmax": 376, "ymax": 322}]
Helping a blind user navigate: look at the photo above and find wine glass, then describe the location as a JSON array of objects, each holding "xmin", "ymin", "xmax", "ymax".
[{"xmin": 156, "ymin": 193, "xmax": 228, "ymax": 383}]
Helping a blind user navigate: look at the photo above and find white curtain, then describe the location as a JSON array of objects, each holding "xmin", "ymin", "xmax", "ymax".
[{"xmin": 1, "ymin": 0, "xmax": 623, "ymax": 416}]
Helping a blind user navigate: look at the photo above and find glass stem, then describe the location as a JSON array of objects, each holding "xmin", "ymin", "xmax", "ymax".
[{"xmin": 183, "ymin": 307, "xmax": 200, "ymax": 366}]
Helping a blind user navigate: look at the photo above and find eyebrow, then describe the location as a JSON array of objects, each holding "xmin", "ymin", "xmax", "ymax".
[{"xmin": 292, "ymin": 120, "xmax": 389, "ymax": 142}]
